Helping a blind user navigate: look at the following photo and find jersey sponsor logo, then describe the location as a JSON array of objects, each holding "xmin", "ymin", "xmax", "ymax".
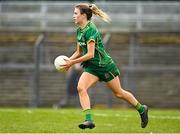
[{"xmin": 79, "ymin": 42, "xmax": 86, "ymax": 46}]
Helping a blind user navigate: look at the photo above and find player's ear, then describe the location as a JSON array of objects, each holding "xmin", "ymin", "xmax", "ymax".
[{"xmin": 82, "ymin": 13, "xmax": 87, "ymax": 19}]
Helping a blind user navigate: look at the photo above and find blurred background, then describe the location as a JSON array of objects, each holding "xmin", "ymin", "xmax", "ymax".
[{"xmin": 0, "ymin": 0, "xmax": 179, "ymax": 109}]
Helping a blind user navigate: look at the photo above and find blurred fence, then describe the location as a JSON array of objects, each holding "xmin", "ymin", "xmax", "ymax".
[
  {"xmin": 0, "ymin": 1, "xmax": 180, "ymax": 32},
  {"xmin": 0, "ymin": 1, "xmax": 180, "ymax": 108}
]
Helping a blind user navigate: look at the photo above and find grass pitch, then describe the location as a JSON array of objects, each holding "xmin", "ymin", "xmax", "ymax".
[{"xmin": 0, "ymin": 108, "xmax": 179, "ymax": 133}]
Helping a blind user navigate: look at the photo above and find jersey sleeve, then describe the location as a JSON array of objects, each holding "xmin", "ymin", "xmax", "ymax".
[{"xmin": 85, "ymin": 27, "xmax": 98, "ymax": 44}]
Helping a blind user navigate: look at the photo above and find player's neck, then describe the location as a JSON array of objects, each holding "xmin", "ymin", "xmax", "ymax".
[{"xmin": 79, "ymin": 20, "xmax": 90, "ymax": 29}]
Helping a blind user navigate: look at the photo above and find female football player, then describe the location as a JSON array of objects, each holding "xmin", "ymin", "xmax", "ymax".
[{"xmin": 63, "ymin": 3, "xmax": 148, "ymax": 129}]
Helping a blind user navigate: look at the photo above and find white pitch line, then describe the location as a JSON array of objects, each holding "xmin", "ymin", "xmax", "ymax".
[
  {"xmin": 150, "ymin": 115, "xmax": 180, "ymax": 120},
  {"xmin": 94, "ymin": 113, "xmax": 180, "ymax": 120},
  {"xmin": 94, "ymin": 113, "xmax": 108, "ymax": 117}
]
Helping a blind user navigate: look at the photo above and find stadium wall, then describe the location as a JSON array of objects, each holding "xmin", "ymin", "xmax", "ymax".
[{"xmin": 0, "ymin": 1, "xmax": 180, "ymax": 108}]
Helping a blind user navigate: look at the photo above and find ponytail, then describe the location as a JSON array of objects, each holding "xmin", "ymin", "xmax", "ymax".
[
  {"xmin": 75, "ymin": 3, "xmax": 111, "ymax": 23},
  {"xmin": 89, "ymin": 4, "xmax": 111, "ymax": 23}
]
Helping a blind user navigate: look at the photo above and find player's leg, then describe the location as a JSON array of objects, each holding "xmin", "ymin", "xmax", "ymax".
[
  {"xmin": 106, "ymin": 76, "xmax": 138, "ymax": 106},
  {"xmin": 77, "ymin": 72, "xmax": 99, "ymax": 129},
  {"xmin": 106, "ymin": 76, "xmax": 148, "ymax": 128}
]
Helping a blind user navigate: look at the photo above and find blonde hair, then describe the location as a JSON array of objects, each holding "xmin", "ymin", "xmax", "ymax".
[
  {"xmin": 89, "ymin": 4, "xmax": 111, "ymax": 23},
  {"xmin": 75, "ymin": 3, "xmax": 111, "ymax": 23}
]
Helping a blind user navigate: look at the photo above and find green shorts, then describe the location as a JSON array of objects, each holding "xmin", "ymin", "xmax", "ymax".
[{"xmin": 84, "ymin": 63, "xmax": 120, "ymax": 82}]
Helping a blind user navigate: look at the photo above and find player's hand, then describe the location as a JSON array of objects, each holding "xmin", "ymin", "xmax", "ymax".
[{"xmin": 62, "ymin": 59, "xmax": 74, "ymax": 71}]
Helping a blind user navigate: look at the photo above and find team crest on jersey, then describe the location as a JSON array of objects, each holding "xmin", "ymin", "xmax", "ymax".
[
  {"xmin": 81, "ymin": 36, "xmax": 86, "ymax": 42},
  {"xmin": 105, "ymin": 73, "xmax": 110, "ymax": 79}
]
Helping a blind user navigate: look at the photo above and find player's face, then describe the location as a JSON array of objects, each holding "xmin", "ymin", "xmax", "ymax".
[{"xmin": 73, "ymin": 8, "xmax": 86, "ymax": 25}]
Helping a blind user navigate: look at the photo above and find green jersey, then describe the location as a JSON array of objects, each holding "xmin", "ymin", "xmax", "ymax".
[{"xmin": 76, "ymin": 21, "xmax": 113, "ymax": 68}]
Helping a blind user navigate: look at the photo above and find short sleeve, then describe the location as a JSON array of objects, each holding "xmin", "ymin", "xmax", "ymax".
[{"xmin": 85, "ymin": 28, "xmax": 98, "ymax": 44}]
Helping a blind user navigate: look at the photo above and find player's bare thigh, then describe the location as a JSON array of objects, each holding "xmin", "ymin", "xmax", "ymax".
[
  {"xmin": 106, "ymin": 76, "xmax": 123, "ymax": 95},
  {"xmin": 77, "ymin": 72, "xmax": 99, "ymax": 91}
]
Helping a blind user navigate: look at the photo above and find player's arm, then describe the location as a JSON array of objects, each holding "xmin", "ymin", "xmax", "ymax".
[
  {"xmin": 71, "ymin": 41, "xmax": 95, "ymax": 64},
  {"xmin": 69, "ymin": 43, "xmax": 82, "ymax": 60},
  {"xmin": 63, "ymin": 41, "xmax": 95, "ymax": 69}
]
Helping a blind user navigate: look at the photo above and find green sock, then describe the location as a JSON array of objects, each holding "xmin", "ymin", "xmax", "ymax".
[
  {"xmin": 84, "ymin": 109, "xmax": 92, "ymax": 121},
  {"xmin": 135, "ymin": 102, "xmax": 144, "ymax": 114}
]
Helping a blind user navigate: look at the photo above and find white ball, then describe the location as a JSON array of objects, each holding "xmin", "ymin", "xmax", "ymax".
[{"xmin": 54, "ymin": 55, "xmax": 70, "ymax": 72}]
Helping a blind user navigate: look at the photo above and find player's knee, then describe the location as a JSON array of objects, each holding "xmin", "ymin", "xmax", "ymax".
[
  {"xmin": 114, "ymin": 91, "xmax": 124, "ymax": 99},
  {"xmin": 77, "ymin": 85, "xmax": 87, "ymax": 94}
]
